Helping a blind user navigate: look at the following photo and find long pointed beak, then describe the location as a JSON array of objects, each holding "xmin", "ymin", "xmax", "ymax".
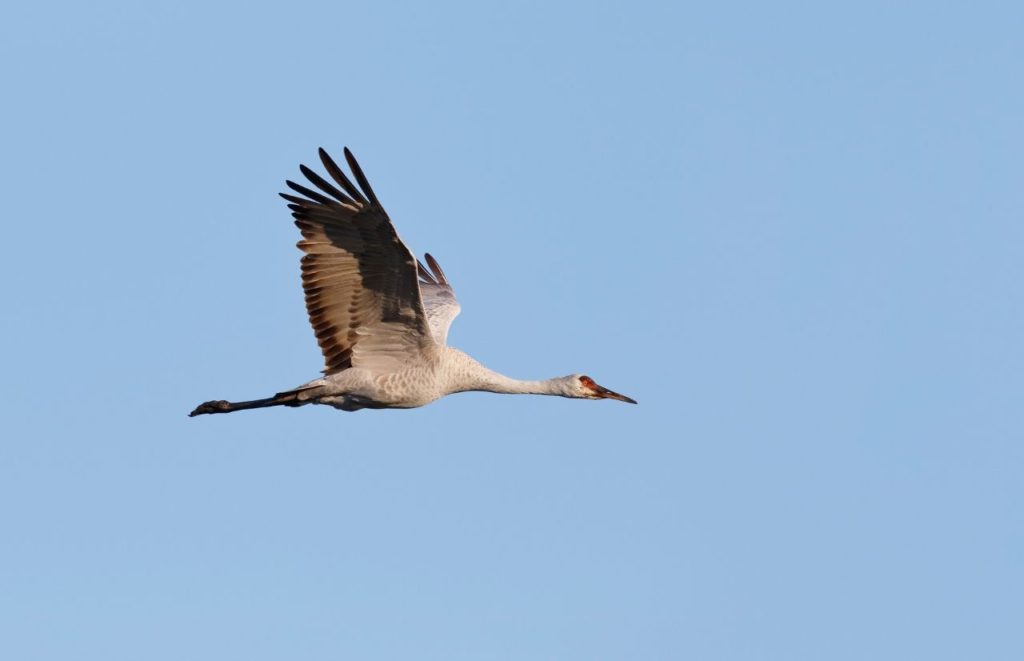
[{"xmin": 595, "ymin": 384, "xmax": 638, "ymax": 404}]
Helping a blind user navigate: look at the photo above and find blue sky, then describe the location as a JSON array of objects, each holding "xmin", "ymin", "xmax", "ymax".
[{"xmin": 1, "ymin": 2, "xmax": 1022, "ymax": 659}]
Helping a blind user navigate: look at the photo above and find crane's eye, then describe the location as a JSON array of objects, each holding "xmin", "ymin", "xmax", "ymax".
[{"xmin": 579, "ymin": 376, "xmax": 595, "ymax": 388}]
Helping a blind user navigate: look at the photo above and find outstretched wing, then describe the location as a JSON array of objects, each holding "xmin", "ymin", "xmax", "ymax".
[
  {"xmin": 281, "ymin": 148, "xmax": 436, "ymax": 374},
  {"xmin": 416, "ymin": 253, "xmax": 461, "ymax": 345}
]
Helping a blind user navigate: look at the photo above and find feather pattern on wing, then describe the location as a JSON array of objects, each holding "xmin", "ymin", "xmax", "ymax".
[
  {"xmin": 417, "ymin": 253, "xmax": 461, "ymax": 345},
  {"xmin": 282, "ymin": 148, "xmax": 435, "ymax": 374}
]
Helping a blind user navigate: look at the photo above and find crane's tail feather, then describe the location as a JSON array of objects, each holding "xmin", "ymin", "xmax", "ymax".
[{"xmin": 188, "ymin": 390, "xmax": 308, "ymax": 417}]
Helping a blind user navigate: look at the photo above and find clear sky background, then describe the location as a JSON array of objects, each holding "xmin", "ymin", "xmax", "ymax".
[{"xmin": 1, "ymin": 2, "xmax": 1021, "ymax": 659}]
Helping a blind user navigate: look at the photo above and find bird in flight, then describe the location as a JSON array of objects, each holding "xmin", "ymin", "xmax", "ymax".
[{"xmin": 190, "ymin": 148, "xmax": 636, "ymax": 416}]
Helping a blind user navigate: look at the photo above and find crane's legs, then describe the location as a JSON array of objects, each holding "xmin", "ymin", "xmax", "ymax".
[
  {"xmin": 189, "ymin": 392, "xmax": 306, "ymax": 417},
  {"xmin": 189, "ymin": 387, "xmax": 387, "ymax": 416}
]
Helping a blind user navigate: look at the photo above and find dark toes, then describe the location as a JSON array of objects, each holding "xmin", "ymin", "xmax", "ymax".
[{"xmin": 189, "ymin": 400, "xmax": 230, "ymax": 417}]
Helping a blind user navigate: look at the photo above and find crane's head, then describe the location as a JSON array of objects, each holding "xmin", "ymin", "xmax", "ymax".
[{"xmin": 565, "ymin": 375, "xmax": 637, "ymax": 404}]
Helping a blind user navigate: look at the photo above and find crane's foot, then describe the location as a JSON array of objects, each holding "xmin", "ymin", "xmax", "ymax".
[{"xmin": 189, "ymin": 400, "xmax": 233, "ymax": 416}]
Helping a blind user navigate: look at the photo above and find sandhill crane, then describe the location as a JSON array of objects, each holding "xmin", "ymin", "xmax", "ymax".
[{"xmin": 189, "ymin": 148, "xmax": 636, "ymax": 416}]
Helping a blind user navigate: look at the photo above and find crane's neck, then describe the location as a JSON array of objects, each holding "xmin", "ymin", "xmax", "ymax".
[{"xmin": 444, "ymin": 348, "xmax": 567, "ymax": 397}]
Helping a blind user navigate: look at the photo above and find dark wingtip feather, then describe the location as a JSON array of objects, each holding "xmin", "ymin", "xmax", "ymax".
[
  {"xmin": 319, "ymin": 147, "xmax": 368, "ymax": 205},
  {"xmin": 299, "ymin": 163, "xmax": 355, "ymax": 205},
  {"xmin": 285, "ymin": 179, "xmax": 336, "ymax": 207},
  {"xmin": 424, "ymin": 253, "xmax": 449, "ymax": 286},
  {"xmin": 343, "ymin": 147, "xmax": 381, "ymax": 208},
  {"xmin": 417, "ymin": 259, "xmax": 438, "ymax": 284}
]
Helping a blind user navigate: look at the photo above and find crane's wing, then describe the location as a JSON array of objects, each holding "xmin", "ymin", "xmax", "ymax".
[
  {"xmin": 416, "ymin": 253, "xmax": 461, "ymax": 345},
  {"xmin": 281, "ymin": 148, "xmax": 436, "ymax": 374}
]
